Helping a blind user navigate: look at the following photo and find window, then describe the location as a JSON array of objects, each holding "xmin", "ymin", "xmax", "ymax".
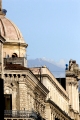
[{"xmin": 12, "ymin": 53, "xmax": 18, "ymax": 58}]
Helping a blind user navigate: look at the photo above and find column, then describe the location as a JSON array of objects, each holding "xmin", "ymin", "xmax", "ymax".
[
  {"xmin": 1, "ymin": 43, "xmax": 3, "ymax": 78},
  {"xmin": 74, "ymin": 83, "xmax": 77, "ymax": 111},
  {"xmin": 72, "ymin": 83, "xmax": 74, "ymax": 109},
  {"xmin": 69, "ymin": 82, "xmax": 72, "ymax": 105},
  {"xmin": 12, "ymin": 87, "xmax": 17, "ymax": 110},
  {"xmin": 45, "ymin": 103, "xmax": 51, "ymax": 120},
  {"xmin": 77, "ymin": 84, "xmax": 79, "ymax": 112},
  {"xmin": 53, "ymin": 114, "xmax": 55, "ymax": 120},
  {"xmin": 51, "ymin": 113, "xmax": 53, "ymax": 120},
  {"xmin": 19, "ymin": 75, "xmax": 27, "ymax": 110},
  {"xmin": 12, "ymin": 87, "xmax": 17, "ymax": 117}
]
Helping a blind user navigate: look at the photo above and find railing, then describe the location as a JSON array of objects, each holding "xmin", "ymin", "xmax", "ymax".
[{"xmin": 4, "ymin": 110, "xmax": 37, "ymax": 119}]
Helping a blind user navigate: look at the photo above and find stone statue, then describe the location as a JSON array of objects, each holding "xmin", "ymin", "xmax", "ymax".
[
  {"xmin": 69, "ymin": 59, "xmax": 73, "ymax": 71},
  {"xmin": 69, "ymin": 59, "xmax": 79, "ymax": 75}
]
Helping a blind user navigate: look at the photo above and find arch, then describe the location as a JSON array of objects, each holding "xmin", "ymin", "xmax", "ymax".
[
  {"xmin": 12, "ymin": 53, "xmax": 18, "ymax": 58},
  {"xmin": 4, "ymin": 85, "xmax": 13, "ymax": 94},
  {"xmin": 55, "ymin": 118, "xmax": 59, "ymax": 120}
]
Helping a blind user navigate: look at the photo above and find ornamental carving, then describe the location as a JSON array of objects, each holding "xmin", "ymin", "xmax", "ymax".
[
  {"xmin": 4, "ymin": 86, "xmax": 12, "ymax": 94},
  {"xmin": 68, "ymin": 60, "xmax": 79, "ymax": 76}
]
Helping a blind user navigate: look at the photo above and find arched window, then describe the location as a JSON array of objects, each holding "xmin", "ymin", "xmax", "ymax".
[{"xmin": 12, "ymin": 53, "xmax": 18, "ymax": 58}]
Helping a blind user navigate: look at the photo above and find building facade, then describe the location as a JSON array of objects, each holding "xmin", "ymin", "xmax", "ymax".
[
  {"xmin": 0, "ymin": 1, "xmax": 80, "ymax": 120},
  {"xmin": 0, "ymin": 35, "xmax": 5, "ymax": 78}
]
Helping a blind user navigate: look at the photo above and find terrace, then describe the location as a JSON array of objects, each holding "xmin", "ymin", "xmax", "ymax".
[{"xmin": 4, "ymin": 110, "xmax": 43, "ymax": 120}]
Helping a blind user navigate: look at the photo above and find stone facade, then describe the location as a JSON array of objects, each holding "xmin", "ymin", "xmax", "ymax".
[
  {"xmin": 0, "ymin": 1, "xmax": 80, "ymax": 120},
  {"xmin": 30, "ymin": 65, "xmax": 80, "ymax": 120},
  {"xmin": 0, "ymin": 35, "xmax": 5, "ymax": 78},
  {"xmin": 66, "ymin": 60, "xmax": 80, "ymax": 120},
  {"xmin": 4, "ymin": 68, "xmax": 49, "ymax": 120}
]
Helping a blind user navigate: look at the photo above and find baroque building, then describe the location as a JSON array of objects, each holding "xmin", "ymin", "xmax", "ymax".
[{"xmin": 0, "ymin": 1, "xmax": 80, "ymax": 120}]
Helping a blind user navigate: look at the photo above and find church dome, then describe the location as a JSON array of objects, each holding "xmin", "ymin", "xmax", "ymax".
[
  {"xmin": 0, "ymin": 15, "xmax": 25, "ymax": 43},
  {"xmin": 0, "ymin": 8, "xmax": 28, "ymax": 58}
]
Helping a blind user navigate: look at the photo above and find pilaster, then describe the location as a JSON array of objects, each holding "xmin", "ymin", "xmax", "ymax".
[
  {"xmin": 45, "ymin": 103, "xmax": 51, "ymax": 120},
  {"xmin": 66, "ymin": 59, "xmax": 80, "ymax": 119},
  {"xmin": 12, "ymin": 87, "xmax": 17, "ymax": 110},
  {"xmin": 18, "ymin": 75, "xmax": 27, "ymax": 110}
]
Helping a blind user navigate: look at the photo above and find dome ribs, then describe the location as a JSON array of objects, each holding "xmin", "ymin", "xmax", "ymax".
[{"xmin": 0, "ymin": 17, "xmax": 6, "ymax": 37}]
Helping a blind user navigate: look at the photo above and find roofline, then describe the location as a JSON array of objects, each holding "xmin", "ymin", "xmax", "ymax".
[
  {"xmin": 4, "ymin": 68, "xmax": 49, "ymax": 94},
  {"xmin": 36, "ymin": 73, "xmax": 68, "ymax": 100},
  {"xmin": 46, "ymin": 99, "xmax": 72, "ymax": 120},
  {"xmin": 3, "ymin": 42, "xmax": 28, "ymax": 47}
]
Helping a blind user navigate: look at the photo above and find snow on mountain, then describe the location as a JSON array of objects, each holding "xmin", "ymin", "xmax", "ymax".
[{"xmin": 27, "ymin": 58, "xmax": 66, "ymax": 78}]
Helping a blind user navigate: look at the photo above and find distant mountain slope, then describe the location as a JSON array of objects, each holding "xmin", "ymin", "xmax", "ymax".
[
  {"xmin": 27, "ymin": 58, "xmax": 80, "ymax": 91},
  {"xmin": 27, "ymin": 58, "xmax": 65, "ymax": 78}
]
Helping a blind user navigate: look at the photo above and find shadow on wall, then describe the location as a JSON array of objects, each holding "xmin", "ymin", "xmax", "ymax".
[{"xmin": 78, "ymin": 80, "xmax": 80, "ymax": 92}]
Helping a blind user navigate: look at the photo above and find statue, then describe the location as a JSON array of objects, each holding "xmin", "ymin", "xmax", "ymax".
[
  {"xmin": 69, "ymin": 59, "xmax": 73, "ymax": 71},
  {"xmin": 69, "ymin": 59, "xmax": 79, "ymax": 75}
]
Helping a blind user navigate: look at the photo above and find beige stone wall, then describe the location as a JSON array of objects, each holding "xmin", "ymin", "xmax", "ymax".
[
  {"xmin": 4, "ymin": 74, "xmax": 18, "ymax": 110},
  {"xmin": 16, "ymin": 81, "xmax": 20, "ymax": 110},
  {"xmin": 30, "ymin": 67, "xmax": 69, "ymax": 114},
  {"xmin": 65, "ymin": 60, "xmax": 80, "ymax": 119},
  {"xmin": 3, "ymin": 44, "xmax": 26, "ymax": 58},
  {"xmin": 42, "ymin": 76, "xmax": 69, "ymax": 114},
  {"xmin": 3, "ymin": 71, "xmax": 48, "ymax": 119},
  {"xmin": 0, "ymin": 40, "xmax": 4, "ymax": 78},
  {"xmin": 26, "ymin": 73, "xmax": 47, "ymax": 119},
  {"xmin": 0, "ymin": 42, "xmax": 2, "ymax": 74},
  {"xmin": 66, "ymin": 75, "xmax": 79, "ymax": 112}
]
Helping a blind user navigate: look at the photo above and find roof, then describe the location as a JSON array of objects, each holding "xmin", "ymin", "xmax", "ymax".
[
  {"xmin": 0, "ymin": 15, "xmax": 25, "ymax": 43},
  {"xmin": 0, "ymin": 35, "xmax": 6, "ymax": 43},
  {"xmin": 5, "ymin": 64, "xmax": 29, "ymax": 70}
]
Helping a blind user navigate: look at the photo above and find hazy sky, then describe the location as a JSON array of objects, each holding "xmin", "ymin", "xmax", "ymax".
[{"xmin": 2, "ymin": 0, "xmax": 80, "ymax": 66}]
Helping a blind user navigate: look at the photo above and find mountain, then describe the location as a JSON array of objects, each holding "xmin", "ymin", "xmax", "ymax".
[
  {"xmin": 27, "ymin": 58, "xmax": 65, "ymax": 78},
  {"xmin": 27, "ymin": 58, "xmax": 80, "ymax": 91}
]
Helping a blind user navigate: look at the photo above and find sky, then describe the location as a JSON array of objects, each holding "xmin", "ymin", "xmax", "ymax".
[{"xmin": 2, "ymin": 0, "xmax": 80, "ymax": 67}]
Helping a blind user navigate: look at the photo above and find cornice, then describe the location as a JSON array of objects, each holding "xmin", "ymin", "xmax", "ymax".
[
  {"xmin": 3, "ymin": 42, "xmax": 28, "ymax": 48},
  {"xmin": 4, "ymin": 69, "xmax": 49, "ymax": 96},
  {"xmin": 66, "ymin": 71, "xmax": 77, "ymax": 78},
  {"xmin": 27, "ymin": 70, "xmax": 49, "ymax": 95},
  {"xmin": 36, "ymin": 74, "xmax": 69, "ymax": 100},
  {"xmin": 46, "ymin": 99, "xmax": 72, "ymax": 120}
]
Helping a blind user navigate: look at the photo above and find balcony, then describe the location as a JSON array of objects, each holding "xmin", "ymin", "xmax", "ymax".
[
  {"xmin": 4, "ymin": 57, "xmax": 27, "ymax": 67},
  {"xmin": 4, "ymin": 110, "xmax": 38, "ymax": 120},
  {"xmin": 4, "ymin": 110, "xmax": 45, "ymax": 120}
]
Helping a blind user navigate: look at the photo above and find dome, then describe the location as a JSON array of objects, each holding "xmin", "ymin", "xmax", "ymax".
[
  {"xmin": 0, "ymin": 15, "xmax": 25, "ymax": 43},
  {"xmin": 0, "ymin": 9, "xmax": 28, "ymax": 59}
]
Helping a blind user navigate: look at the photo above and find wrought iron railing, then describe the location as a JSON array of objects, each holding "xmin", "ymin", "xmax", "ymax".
[{"xmin": 4, "ymin": 110, "xmax": 37, "ymax": 119}]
